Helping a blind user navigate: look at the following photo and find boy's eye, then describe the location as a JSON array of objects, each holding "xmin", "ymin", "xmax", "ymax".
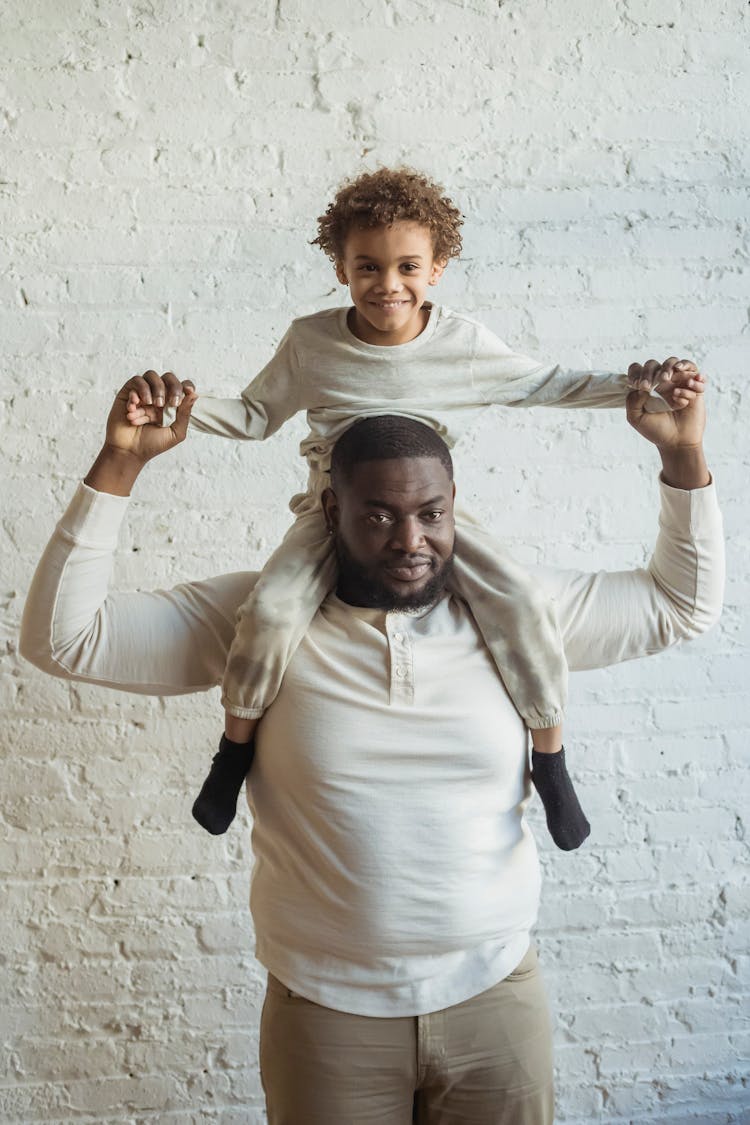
[{"xmin": 401, "ymin": 263, "xmax": 419, "ymax": 272}]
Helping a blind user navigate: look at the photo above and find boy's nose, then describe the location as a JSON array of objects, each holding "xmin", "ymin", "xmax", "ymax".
[{"xmin": 379, "ymin": 271, "xmax": 403, "ymax": 293}]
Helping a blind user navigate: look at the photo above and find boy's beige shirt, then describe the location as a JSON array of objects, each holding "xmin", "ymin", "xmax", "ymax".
[{"xmin": 187, "ymin": 304, "xmax": 646, "ymax": 495}]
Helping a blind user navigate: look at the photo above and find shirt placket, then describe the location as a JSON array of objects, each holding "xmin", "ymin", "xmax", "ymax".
[{"xmin": 386, "ymin": 613, "xmax": 414, "ymax": 705}]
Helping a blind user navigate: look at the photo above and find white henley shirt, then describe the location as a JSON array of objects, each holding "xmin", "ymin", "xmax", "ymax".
[{"xmin": 19, "ymin": 478, "xmax": 724, "ymax": 1016}]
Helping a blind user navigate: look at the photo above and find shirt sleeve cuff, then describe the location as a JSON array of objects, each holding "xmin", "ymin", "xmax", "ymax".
[
  {"xmin": 658, "ymin": 474, "xmax": 722, "ymax": 539},
  {"xmin": 56, "ymin": 481, "xmax": 132, "ymax": 549}
]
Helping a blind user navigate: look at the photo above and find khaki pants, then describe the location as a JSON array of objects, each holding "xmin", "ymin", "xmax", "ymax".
[{"xmin": 259, "ymin": 945, "xmax": 554, "ymax": 1125}]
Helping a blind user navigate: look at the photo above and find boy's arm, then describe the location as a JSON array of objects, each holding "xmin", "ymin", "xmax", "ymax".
[
  {"xmin": 535, "ymin": 387, "xmax": 723, "ymax": 671},
  {"xmin": 129, "ymin": 326, "xmax": 304, "ymax": 442},
  {"xmin": 472, "ymin": 321, "xmax": 700, "ymax": 412},
  {"xmin": 20, "ymin": 380, "xmax": 256, "ymax": 694},
  {"xmin": 190, "ymin": 326, "xmax": 303, "ymax": 439}
]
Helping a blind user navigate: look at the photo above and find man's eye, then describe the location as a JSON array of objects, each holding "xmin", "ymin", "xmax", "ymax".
[
  {"xmin": 367, "ymin": 513, "xmax": 391, "ymax": 524},
  {"xmin": 423, "ymin": 511, "xmax": 443, "ymax": 521}
]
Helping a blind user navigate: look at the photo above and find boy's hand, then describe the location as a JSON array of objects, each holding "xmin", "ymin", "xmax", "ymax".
[
  {"xmin": 626, "ymin": 356, "xmax": 706, "ymax": 411},
  {"xmin": 125, "ymin": 369, "xmax": 194, "ymax": 427}
]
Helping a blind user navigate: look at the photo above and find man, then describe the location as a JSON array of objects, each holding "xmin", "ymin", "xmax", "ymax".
[{"xmin": 20, "ymin": 367, "xmax": 723, "ymax": 1124}]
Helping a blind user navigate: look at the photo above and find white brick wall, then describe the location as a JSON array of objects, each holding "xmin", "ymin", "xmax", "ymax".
[{"xmin": 2, "ymin": 0, "xmax": 748, "ymax": 1120}]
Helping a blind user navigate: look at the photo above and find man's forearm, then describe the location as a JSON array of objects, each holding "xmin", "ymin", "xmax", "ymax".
[
  {"xmin": 658, "ymin": 445, "xmax": 711, "ymax": 490},
  {"xmin": 84, "ymin": 446, "xmax": 146, "ymax": 496}
]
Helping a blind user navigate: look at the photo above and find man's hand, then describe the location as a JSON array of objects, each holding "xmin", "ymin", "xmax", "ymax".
[
  {"xmin": 627, "ymin": 355, "xmax": 706, "ymax": 414},
  {"xmin": 85, "ymin": 371, "xmax": 197, "ymax": 496},
  {"xmin": 626, "ymin": 358, "xmax": 710, "ymax": 490},
  {"xmin": 629, "ymin": 353, "xmax": 706, "ymax": 411}
]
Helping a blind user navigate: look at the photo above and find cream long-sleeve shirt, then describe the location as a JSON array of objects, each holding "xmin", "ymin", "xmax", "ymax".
[
  {"xmin": 188, "ymin": 304, "xmax": 654, "ymax": 488},
  {"xmin": 19, "ymin": 478, "xmax": 724, "ymax": 1016}
]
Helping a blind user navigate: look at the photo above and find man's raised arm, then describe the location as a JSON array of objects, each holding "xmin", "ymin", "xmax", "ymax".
[
  {"xmin": 19, "ymin": 374, "xmax": 256, "ymax": 695},
  {"xmin": 538, "ymin": 366, "xmax": 723, "ymax": 672}
]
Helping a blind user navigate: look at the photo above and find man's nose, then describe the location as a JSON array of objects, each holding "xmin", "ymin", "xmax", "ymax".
[{"xmin": 390, "ymin": 516, "xmax": 425, "ymax": 552}]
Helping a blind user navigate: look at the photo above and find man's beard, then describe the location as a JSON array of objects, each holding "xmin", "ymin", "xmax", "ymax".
[{"xmin": 334, "ymin": 537, "xmax": 454, "ymax": 611}]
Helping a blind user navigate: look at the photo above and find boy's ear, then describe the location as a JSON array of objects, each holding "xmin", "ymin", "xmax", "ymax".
[
  {"xmin": 429, "ymin": 258, "xmax": 447, "ymax": 286},
  {"xmin": 335, "ymin": 261, "xmax": 348, "ymax": 286}
]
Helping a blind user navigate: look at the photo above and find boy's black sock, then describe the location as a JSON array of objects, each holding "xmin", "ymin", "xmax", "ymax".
[
  {"xmin": 192, "ymin": 734, "xmax": 256, "ymax": 836},
  {"xmin": 531, "ymin": 747, "xmax": 590, "ymax": 851}
]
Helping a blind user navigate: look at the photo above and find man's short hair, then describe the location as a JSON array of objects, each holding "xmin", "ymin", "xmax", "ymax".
[
  {"xmin": 330, "ymin": 416, "xmax": 454, "ymax": 488},
  {"xmin": 313, "ymin": 167, "xmax": 464, "ymax": 264}
]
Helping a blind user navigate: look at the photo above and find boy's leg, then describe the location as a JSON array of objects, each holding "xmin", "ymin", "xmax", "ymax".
[
  {"xmin": 530, "ymin": 746, "xmax": 590, "ymax": 851},
  {"xmin": 452, "ymin": 509, "xmax": 589, "ymax": 851},
  {"xmin": 225, "ymin": 713, "xmax": 256, "ymax": 743},
  {"xmin": 192, "ymin": 723, "xmax": 258, "ymax": 836},
  {"xmin": 192, "ymin": 507, "xmax": 336, "ymax": 836},
  {"xmin": 222, "ymin": 507, "xmax": 336, "ymax": 717}
]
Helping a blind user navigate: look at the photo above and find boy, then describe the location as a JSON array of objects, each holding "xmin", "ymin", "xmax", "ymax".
[{"xmin": 126, "ymin": 167, "xmax": 701, "ymax": 847}]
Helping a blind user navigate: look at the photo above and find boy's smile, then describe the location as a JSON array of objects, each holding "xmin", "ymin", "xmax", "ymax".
[{"xmin": 336, "ymin": 222, "xmax": 446, "ymax": 347}]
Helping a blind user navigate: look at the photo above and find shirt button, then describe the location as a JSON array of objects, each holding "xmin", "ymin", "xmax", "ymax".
[
  {"xmin": 393, "ymin": 632, "xmax": 404, "ymax": 642},
  {"xmin": 396, "ymin": 666, "xmax": 408, "ymax": 678}
]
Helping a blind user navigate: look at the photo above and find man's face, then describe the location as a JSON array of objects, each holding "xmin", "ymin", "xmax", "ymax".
[
  {"xmin": 323, "ymin": 456, "xmax": 456, "ymax": 611},
  {"xmin": 335, "ymin": 222, "xmax": 446, "ymax": 347}
]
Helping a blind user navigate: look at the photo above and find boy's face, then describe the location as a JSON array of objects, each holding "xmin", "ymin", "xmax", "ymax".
[{"xmin": 335, "ymin": 222, "xmax": 446, "ymax": 347}]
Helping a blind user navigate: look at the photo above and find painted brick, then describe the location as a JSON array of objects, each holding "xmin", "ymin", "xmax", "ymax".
[{"xmin": 3, "ymin": 2, "xmax": 748, "ymax": 1122}]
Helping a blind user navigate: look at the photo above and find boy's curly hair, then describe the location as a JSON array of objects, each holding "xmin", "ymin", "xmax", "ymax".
[{"xmin": 313, "ymin": 167, "xmax": 463, "ymax": 264}]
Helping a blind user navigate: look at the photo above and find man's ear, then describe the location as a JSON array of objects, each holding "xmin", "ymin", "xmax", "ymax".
[
  {"xmin": 429, "ymin": 258, "xmax": 447, "ymax": 286},
  {"xmin": 335, "ymin": 261, "xmax": 348, "ymax": 286},
  {"xmin": 322, "ymin": 487, "xmax": 339, "ymax": 532}
]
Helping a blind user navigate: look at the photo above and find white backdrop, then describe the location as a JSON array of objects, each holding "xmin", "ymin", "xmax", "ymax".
[{"xmin": 2, "ymin": 1, "xmax": 748, "ymax": 1121}]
